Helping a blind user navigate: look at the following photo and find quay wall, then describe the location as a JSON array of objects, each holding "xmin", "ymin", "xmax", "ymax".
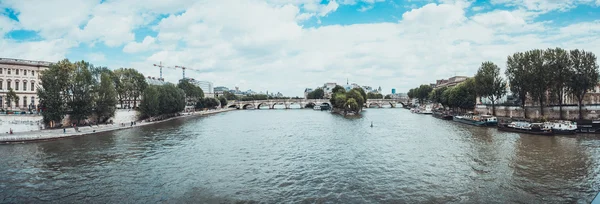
[{"xmin": 474, "ymin": 105, "xmax": 600, "ymax": 119}]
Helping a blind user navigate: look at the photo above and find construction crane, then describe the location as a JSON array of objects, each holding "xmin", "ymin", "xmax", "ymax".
[
  {"xmin": 152, "ymin": 62, "xmax": 176, "ymax": 80},
  {"xmin": 153, "ymin": 62, "xmax": 203, "ymax": 80}
]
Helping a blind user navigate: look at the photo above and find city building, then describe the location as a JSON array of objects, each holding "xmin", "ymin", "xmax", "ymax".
[
  {"xmin": 434, "ymin": 76, "xmax": 469, "ymax": 88},
  {"xmin": 304, "ymin": 88, "xmax": 313, "ymax": 99},
  {"xmin": 189, "ymin": 79, "xmax": 214, "ymax": 98},
  {"xmin": 214, "ymin": 86, "xmax": 229, "ymax": 95},
  {"xmin": 0, "ymin": 58, "xmax": 52, "ymax": 110},
  {"xmin": 323, "ymin": 82, "xmax": 337, "ymax": 98},
  {"xmin": 392, "ymin": 88, "xmax": 396, "ymax": 94},
  {"xmin": 146, "ymin": 76, "xmax": 167, "ymax": 86}
]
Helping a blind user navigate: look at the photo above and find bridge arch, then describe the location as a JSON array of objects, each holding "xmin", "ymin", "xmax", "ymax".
[
  {"xmin": 368, "ymin": 102, "xmax": 382, "ymax": 108},
  {"xmin": 242, "ymin": 104, "xmax": 255, "ymax": 109},
  {"xmin": 228, "ymin": 104, "xmax": 239, "ymax": 109},
  {"xmin": 257, "ymin": 103, "xmax": 269, "ymax": 109},
  {"xmin": 305, "ymin": 102, "xmax": 316, "ymax": 108}
]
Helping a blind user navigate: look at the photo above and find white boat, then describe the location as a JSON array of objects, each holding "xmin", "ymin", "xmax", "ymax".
[
  {"xmin": 545, "ymin": 121, "xmax": 577, "ymax": 135},
  {"xmin": 418, "ymin": 105, "xmax": 433, "ymax": 114},
  {"xmin": 313, "ymin": 105, "xmax": 321, "ymax": 110}
]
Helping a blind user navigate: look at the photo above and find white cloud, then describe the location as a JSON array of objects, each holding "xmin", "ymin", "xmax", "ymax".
[
  {"xmin": 123, "ymin": 36, "xmax": 157, "ymax": 53},
  {"xmin": 85, "ymin": 52, "xmax": 106, "ymax": 62},
  {"xmin": 0, "ymin": 15, "xmax": 19, "ymax": 36},
  {"xmin": 3, "ymin": 0, "xmax": 600, "ymax": 96},
  {"xmin": 358, "ymin": 4, "xmax": 375, "ymax": 12},
  {"xmin": 0, "ymin": 39, "xmax": 77, "ymax": 62},
  {"xmin": 471, "ymin": 6, "xmax": 484, "ymax": 11},
  {"xmin": 490, "ymin": 0, "xmax": 596, "ymax": 12},
  {"xmin": 2, "ymin": 0, "xmax": 97, "ymax": 38}
]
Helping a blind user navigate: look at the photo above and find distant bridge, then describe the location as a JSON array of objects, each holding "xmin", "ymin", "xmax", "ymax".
[{"xmin": 227, "ymin": 98, "xmax": 408, "ymax": 109}]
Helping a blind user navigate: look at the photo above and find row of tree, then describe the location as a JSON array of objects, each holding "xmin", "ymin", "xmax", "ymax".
[
  {"xmin": 330, "ymin": 85, "xmax": 367, "ymax": 114},
  {"xmin": 38, "ymin": 59, "xmax": 119, "ymax": 126},
  {"xmin": 139, "ymin": 84, "xmax": 186, "ymax": 118},
  {"xmin": 407, "ymin": 48, "xmax": 599, "ymax": 119},
  {"xmin": 506, "ymin": 48, "xmax": 599, "ymax": 119}
]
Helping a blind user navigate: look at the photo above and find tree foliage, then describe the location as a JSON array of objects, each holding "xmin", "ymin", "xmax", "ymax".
[
  {"xmin": 139, "ymin": 83, "xmax": 186, "ymax": 118},
  {"xmin": 367, "ymin": 92, "xmax": 383, "ymax": 99},
  {"xmin": 113, "ymin": 68, "xmax": 147, "ymax": 108},
  {"xmin": 196, "ymin": 97, "xmax": 220, "ymax": 109},
  {"xmin": 4, "ymin": 88, "xmax": 18, "ymax": 108},
  {"xmin": 222, "ymin": 91, "xmax": 238, "ymax": 100},
  {"xmin": 545, "ymin": 47, "xmax": 572, "ymax": 119},
  {"xmin": 68, "ymin": 61, "xmax": 95, "ymax": 123},
  {"xmin": 330, "ymin": 88, "xmax": 364, "ymax": 114},
  {"xmin": 384, "ymin": 94, "xmax": 392, "ymax": 99},
  {"xmin": 506, "ymin": 52, "xmax": 530, "ymax": 117},
  {"xmin": 474, "ymin": 61, "xmax": 507, "ymax": 116},
  {"xmin": 568, "ymin": 49, "xmax": 600, "ymax": 119},
  {"xmin": 307, "ymin": 88, "xmax": 325, "ymax": 99},
  {"xmin": 219, "ymin": 96, "xmax": 228, "ymax": 108},
  {"xmin": 177, "ymin": 78, "xmax": 205, "ymax": 99},
  {"xmin": 95, "ymin": 73, "xmax": 118, "ymax": 123}
]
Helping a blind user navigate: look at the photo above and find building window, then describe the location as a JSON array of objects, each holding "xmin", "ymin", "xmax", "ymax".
[
  {"xmin": 23, "ymin": 70, "xmax": 27, "ymax": 76},
  {"xmin": 23, "ymin": 82, "xmax": 26, "ymax": 91},
  {"xmin": 31, "ymin": 96, "xmax": 35, "ymax": 108},
  {"xmin": 0, "ymin": 80, "xmax": 2, "ymax": 90},
  {"xmin": 0, "ymin": 68, "xmax": 2, "ymax": 74},
  {"xmin": 7, "ymin": 69, "xmax": 10, "ymax": 75},
  {"xmin": 16, "ymin": 69, "xmax": 19, "ymax": 75},
  {"xmin": 31, "ymin": 82, "xmax": 34, "ymax": 91},
  {"xmin": 15, "ymin": 82, "xmax": 19, "ymax": 91},
  {"xmin": 23, "ymin": 96, "xmax": 27, "ymax": 108},
  {"xmin": 0, "ymin": 96, "xmax": 2, "ymax": 109},
  {"xmin": 7, "ymin": 81, "xmax": 11, "ymax": 89},
  {"xmin": 32, "ymin": 70, "xmax": 35, "ymax": 76}
]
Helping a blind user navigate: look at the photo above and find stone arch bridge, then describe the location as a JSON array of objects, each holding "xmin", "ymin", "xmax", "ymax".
[{"xmin": 227, "ymin": 99, "xmax": 408, "ymax": 109}]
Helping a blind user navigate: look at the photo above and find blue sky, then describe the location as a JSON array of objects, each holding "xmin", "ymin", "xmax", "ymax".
[{"xmin": 1, "ymin": 0, "xmax": 600, "ymax": 96}]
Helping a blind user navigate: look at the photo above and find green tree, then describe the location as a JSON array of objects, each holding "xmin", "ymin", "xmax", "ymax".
[
  {"xmin": 332, "ymin": 85, "xmax": 345, "ymax": 94},
  {"xmin": 567, "ymin": 49, "xmax": 600, "ymax": 119},
  {"xmin": 68, "ymin": 61, "xmax": 95, "ymax": 124},
  {"xmin": 4, "ymin": 88, "xmax": 18, "ymax": 109},
  {"xmin": 219, "ymin": 96, "xmax": 228, "ymax": 108},
  {"xmin": 506, "ymin": 52, "xmax": 530, "ymax": 118},
  {"xmin": 331, "ymin": 93, "xmax": 347, "ymax": 109},
  {"xmin": 407, "ymin": 88, "xmax": 415, "ymax": 100},
  {"xmin": 545, "ymin": 48, "xmax": 572, "ymax": 119},
  {"xmin": 95, "ymin": 72, "xmax": 118, "ymax": 123},
  {"xmin": 130, "ymin": 70, "xmax": 147, "ymax": 108},
  {"xmin": 429, "ymin": 86, "xmax": 447, "ymax": 108},
  {"xmin": 344, "ymin": 98, "xmax": 360, "ymax": 113},
  {"xmin": 113, "ymin": 68, "xmax": 130, "ymax": 108},
  {"xmin": 525, "ymin": 49, "xmax": 551, "ymax": 116},
  {"xmin": 474, "ymin": 61, "xmax": 507, "ymax": 116},
  {"xmin": 223, "ymin": 91, "xmax": 238, "ymax": 100},
  {"xmin": 440, "ymin": 87, "xmax": 452, "ymax": 109},
  {"xmin": 38, "ymin": 59, "xmax": 73, "ymax": 126},
  {"xmin": 367, "ymin": 92, "xmax": 383, "ymax": 99},
  {"xmin": 347, "ymin": 88, "xmax": 365, "ymax": 111},
  {"xmin": 196, "ymin": 97, "xmax": 220, "ymax": 109},
  {"xmin": 307, "ymin": 88, "xmax": 324, "ymax": 99},
  {"xmin": 159, "ymin": 83, "xmax": 186, "ymax": 114},
  {"xmin": 113, "ymin": 68, "xmax": 147, "ymax": 108},
  {"xmin": 354, "ymin": 88, "xmax": 367, "ymax": 104},
  {"xmin": 177, "ymin": 79, "xmax": 205, "ymax": 107},
  {"xmin": 384, "ymin": 94, "xmax": 392, "ymax": 99},
  {"xmin": 139, "ymin": 85, "xmax": 160, "ymax": 118},
  {"xmin": 416, "ymin": 85, "xmax": 433, "ymax": 104}
]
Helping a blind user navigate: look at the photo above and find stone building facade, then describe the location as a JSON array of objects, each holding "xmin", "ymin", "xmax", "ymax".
[{"xmin": 0, "ymin": 58, "xmax": 51, "ymax": 111}]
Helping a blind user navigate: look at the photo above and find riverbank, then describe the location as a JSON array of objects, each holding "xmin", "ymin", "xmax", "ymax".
[{"xmin": 0, "ymin": 108, "xmax": 235, "ymax": 143}]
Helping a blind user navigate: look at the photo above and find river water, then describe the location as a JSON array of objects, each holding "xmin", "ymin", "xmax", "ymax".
[{"xmin": 1, "ymin": 109, "xmax": 599, "ymax": 203}]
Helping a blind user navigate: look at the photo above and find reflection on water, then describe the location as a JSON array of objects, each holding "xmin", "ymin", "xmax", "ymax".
[{"xmin": 0, "ymin": 109, "xmax": 599, "ymax": 203}]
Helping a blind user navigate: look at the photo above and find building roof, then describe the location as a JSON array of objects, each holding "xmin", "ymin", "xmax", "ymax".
[{"xmin": 0, "ymin": 58, "xmax": 53, "ymax": 67}]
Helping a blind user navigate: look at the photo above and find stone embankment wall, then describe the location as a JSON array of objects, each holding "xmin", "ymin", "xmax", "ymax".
[{"xmin": 475, "ymin": 105, "xmax": 600, "ymax": 119}]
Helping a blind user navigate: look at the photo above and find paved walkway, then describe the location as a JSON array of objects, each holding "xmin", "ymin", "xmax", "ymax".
[{"xmin": 0, "ymin": 108, "xmax": 235, "ymax": 143}]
